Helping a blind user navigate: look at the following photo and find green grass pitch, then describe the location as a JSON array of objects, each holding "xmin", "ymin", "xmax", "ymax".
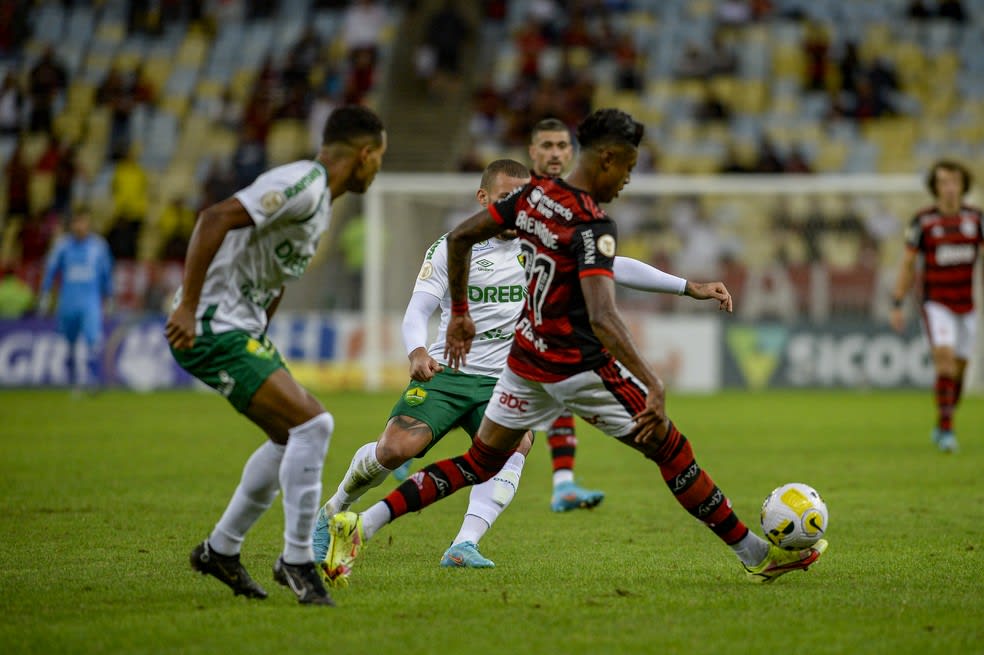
[{"xmin": 1, "ymin": 388, "xmax": 982, "ymax": 654}]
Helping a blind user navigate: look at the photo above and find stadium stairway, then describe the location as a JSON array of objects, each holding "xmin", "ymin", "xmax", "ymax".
[{"xmin": 378, "ymin": 0, "xmax": 482, "ymax": 172}]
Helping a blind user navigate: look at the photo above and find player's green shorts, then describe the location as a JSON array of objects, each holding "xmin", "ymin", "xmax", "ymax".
[
  {"xmin": 389, "ymin": 368, "xmax": 498, "ymax": 457},
  {"xmin": 170, "ymin": 330, "xmax": 287, "ymax": 413}
]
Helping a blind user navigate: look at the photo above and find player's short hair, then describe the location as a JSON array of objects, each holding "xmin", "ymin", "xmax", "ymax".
[
  {"xmin": 575, "ymin": 108, "xmax": 644, "ymax": 150},
  {"xmin": 480, "ymin": 159, "xmax": 530, "ymax": 191},
  {"xmin": 531, "ymin": 118, "xmax": 571, "ymax": 141},
  {"xmin": 322, "ymin": 105, "xmax": 385, "ymax": 147},
  {"xmin": 926, "ymin": 159, "xmax": 972, "ymax": 197}
]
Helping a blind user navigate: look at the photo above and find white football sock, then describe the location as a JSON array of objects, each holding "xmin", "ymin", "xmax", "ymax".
[
  {"xmin": 731, "ymin": 530, "xmax": 771, "ymax": 566},
  {"xmin": 452, "ymin": 451, "xmax": 526, "ymax": 546},
  {"xmin": 324, "ymin": 441, "xmax": 392, "ymax": 516},
  {"xmin": 209, "ymin": 440, "xmax": 285, "ymax": 555},
  {"xmin": 552, "ymin": 469, "xmax": 574, "ymax": 487},
  {"xmin": 361, "ymin": 501, "xmax": 392, "ymax": 541},
  {"xmin": 280, "ymin": 412, "xmax": 333, "ymax": 564}
]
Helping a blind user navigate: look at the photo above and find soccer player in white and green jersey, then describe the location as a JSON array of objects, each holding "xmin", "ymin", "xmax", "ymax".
[
  {"xmin": 165, "ymin": 106, "xmax": 386, "ymax": 606},
  {"xmin": 313, "ymin": 158, "xmax": 734, "ymax": 573}
]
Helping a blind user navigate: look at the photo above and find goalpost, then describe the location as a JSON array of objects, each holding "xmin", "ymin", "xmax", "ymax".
[{"xmin": 361, "ymin": 173, "xmax": 981, "ymax": 392}]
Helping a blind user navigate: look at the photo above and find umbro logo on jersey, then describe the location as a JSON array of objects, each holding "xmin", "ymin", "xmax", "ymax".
[{"xmin": 475, "ymin": 258, "xmax": 495, "ymax": 269}]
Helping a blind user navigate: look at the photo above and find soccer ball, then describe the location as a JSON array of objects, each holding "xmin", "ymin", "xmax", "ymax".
[{"xmin": 760, "ymin": 483, "xmax": 828, "ymax": 550}]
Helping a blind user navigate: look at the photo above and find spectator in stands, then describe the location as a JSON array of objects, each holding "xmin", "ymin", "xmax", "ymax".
[
  {"xmin": 4, "ymin": 141, "xmax": 30, "ymax": 220},
  {"xmin": 420, "ymin": 0, "xmax": 471, "ymax": 96},
  {"xmin": 158, "ymin": 195, "xmax": 197, "ymax": 261},
  {"xmin": 717, "ymin": 0, "xmax": 753, "ymax": 26},
  {"xmin": 0, "ymin": 268, "xmax": 34, "ymax": 318},
  {"xmin": 342, "ymin": 0, "xmax": 387, "ymax": 64},
  {"xmin": 675, "ymin": 43, "xmax": 714, "ymax": 80},
  {"xmin": 783, "ymin": 145, "xmax": 813, "ymax": 174},
  {"xmin": 51, "ymin": 141, "xmax": 79, "ymax": 217},
  {"xmin": 467, "ymin": 85, "xmax": 506, "ymax": 147},
  {"xmin": 233, "ymin": 123, "xmax": 268, "ymax": 189},
  {"xmin": 27, "ymin": 46, "xmax": 68, "ymax": 134},
  {"xmin": 907, "ymin": 0, "xmax": 933, "ymax": 19},
  {"xmin": 290, "ymin": 25, "xmax": 324, "ymax": 72},
  {"xmin": 107, "ymin": 147, "xmax": 149, "ymax": 260},
  {"xmin": 695, "ymin": 86, "xmax": 732, "ymax": 124},
  {"xmin": 0, "ymin": 1, "xmax": 29, "ymax": 58},
  {"xmin": 613, "ymin": 31, "xmax": 643, "ymax": 92},
  {"xmin": 753, "ymin": 137, "xmax": 784, "ymax": 173},
  {"xmin": 802, "ymin": 21, "xmax": 831, "ymax": 92},
  {"xmin": 97, "ymin": 66, "xmax": 137, "ymax": 161},
  {"xmin": 937, "ymin": 0, "xmax": 967, "ymax": 23},
  {"xmin": 0, "ymin": 71, "xmax": 24, "ymax": 135}
]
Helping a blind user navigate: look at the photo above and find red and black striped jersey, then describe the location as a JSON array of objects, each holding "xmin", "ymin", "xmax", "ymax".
[
  {"xmin": 488, "ymin": 174, "xmax": 618, "ymax": 382},
  {"xmin": 905, "ymin": 204, "xmax": 983, "ymax": 313}
]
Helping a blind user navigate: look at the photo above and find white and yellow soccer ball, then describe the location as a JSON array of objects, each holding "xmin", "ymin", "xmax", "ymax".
[{"xmin": 760, "ymin": 483, "xmax": 828, "ymax": 550}]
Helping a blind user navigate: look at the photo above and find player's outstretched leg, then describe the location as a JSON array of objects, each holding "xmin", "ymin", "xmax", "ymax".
[
  {"xmin": 547, "ymin": 413, "xmax": 604, "ymax": 512},
  {"xmin": 323, "ymin": 437, "xmax": 516, "ymax": 586},
  {"xmin": 190, "ymin": 540, "xmax": 268, "ymax": 599}
]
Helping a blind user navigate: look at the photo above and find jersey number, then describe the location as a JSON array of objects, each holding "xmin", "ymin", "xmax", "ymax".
[{"xmin": 519, "ymin": 239, "xmax": 556, "ymax": 326}]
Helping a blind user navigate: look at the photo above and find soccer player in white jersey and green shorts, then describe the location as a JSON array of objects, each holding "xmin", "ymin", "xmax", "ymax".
[
  {"xmin": 313, "ymin": 158, "xmax": 734, "ymax": 574},
  {"xmin": 165, "ymin": 106, "xmax": 386, "ymax": 606}
]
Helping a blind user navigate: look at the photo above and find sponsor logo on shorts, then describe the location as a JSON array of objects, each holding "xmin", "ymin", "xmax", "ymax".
[
  {"xmin": 404, "ymin": 387, "xmax": 427, "ymax": 406},
  {"xmin": 498, "ymin": 392, "xmax": 529, "ymax": 412}
]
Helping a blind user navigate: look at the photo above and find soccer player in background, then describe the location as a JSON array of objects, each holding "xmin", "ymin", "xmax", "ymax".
[
  {"xmin": 165, "ymin": 106, "xmax": 386, "ymax": 606},
  {"xmin": 39, "ymin": 207, "xmax": 114, "ymax": 392},
  {"xmin": 890, "ymin": 159, "xmax": 982, "ymax": 453},
  {"xmin": 324, "ymin": 108, "xmax": 825, "ymax": 585},
  {"xmin": 312, "ymin": 158, "xmax": 728, "ymax": 570}
]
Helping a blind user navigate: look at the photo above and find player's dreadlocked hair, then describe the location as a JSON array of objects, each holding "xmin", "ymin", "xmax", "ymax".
[
  {"xmin": 480, "ymin": 159, "xmax": 529, "ymax": 191},
  {"xmin": 575, "ymin": 108, "xmax": 644, "ymax": 150},
  {"xmin": 322, "ymin": 105, "xmax": 385, "ymax": 147}
]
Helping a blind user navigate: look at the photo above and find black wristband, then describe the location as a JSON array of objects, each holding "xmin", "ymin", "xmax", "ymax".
[{"xmin": 892, "ymin": 297, "xmax": 903, "ymax": 309}]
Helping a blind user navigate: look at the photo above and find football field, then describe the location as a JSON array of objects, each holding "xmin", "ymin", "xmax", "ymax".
[{"xmin": 1, "ymin": 388, "xmax": 981, "ymax": 654}]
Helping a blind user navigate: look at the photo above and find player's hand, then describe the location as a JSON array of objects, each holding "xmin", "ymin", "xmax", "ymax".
[
  {"xmin": 889, "ymin": 307, "xmax": 904, "ymax": 333},
  {"xmin": 443, "ymin": 312, "xmax": 475, "ymax": 370},
  {"xmin": 685, "ymin": 281, "xmax": 733, "ymax": 313},
  {"xmin": 165, "ymin": 304, "xmax": 197, "ymax": 350},
  {"xmin": 408, "ymin": 347, "xmax": 443, "ymax": 382},
  {"xmin": 631, "ymin": 382, "xmax": 668, "ymax": 444}
]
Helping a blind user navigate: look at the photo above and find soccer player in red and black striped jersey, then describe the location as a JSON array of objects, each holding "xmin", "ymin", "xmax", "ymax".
[
  {"xmin": 528, "ymin": 118, "xmax": 606, "ymax": 512},
  {"xmin": 891, "ymin": 159, "xmax": 983, "ymax": 453},
  {"xmin": 325, "ymin": 109, "xmax": 827, "ymax": 584}
]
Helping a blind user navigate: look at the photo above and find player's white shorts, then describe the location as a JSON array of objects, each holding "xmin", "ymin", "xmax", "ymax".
[
  {"xmin": 922, "ymin": 300, "xmax": 977, "ymax": 360},
  {"xmin": 484, "ymin": 360, "xmax": 648, "ymax": 439}
]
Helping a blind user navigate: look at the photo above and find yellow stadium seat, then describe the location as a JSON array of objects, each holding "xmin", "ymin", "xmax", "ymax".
[{"xmin": 29, "ymin": 172, "xmax": 55, "ymax": 215}]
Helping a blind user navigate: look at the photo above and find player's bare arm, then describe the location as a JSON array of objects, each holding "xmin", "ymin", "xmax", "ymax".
[
  {"xmin": 580, "ymin": 274, "xmax": 667, "ymax": 444},
  {"xmin": 165, "ymin": 198, "xmax": 255, "ymax": 350},
  {"xmin": 443, "ymin": 208, "xmax": 503, "ymax": 368},
  {"xmin": 890, "ymin": 248, "xmax": 918, "ymax": 333},
  {"xmin": 685, "ymin": 280, "xmax": 733, "ymax": 312}
]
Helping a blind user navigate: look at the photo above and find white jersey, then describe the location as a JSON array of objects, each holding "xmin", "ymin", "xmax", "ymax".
[
  {"xmin": 414, "ymin": 234, "xmax": 525, "ymax": 377},
  {"xmin": 173, "ymin": 160, "xmax": 333, "ymax": 337}
]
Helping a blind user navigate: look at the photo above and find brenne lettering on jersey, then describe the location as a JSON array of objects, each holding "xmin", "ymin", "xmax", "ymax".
[
  {"xmin": 515, "ymin": 210, "xmax": 559, "ymax": 249},
  {"xmin": 935, "ymin": 243, "xmax": 976, "ymax": 266},
  {"xmin": 467, "ymin": 284, "xmax": 526, "ymax": 303}
]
